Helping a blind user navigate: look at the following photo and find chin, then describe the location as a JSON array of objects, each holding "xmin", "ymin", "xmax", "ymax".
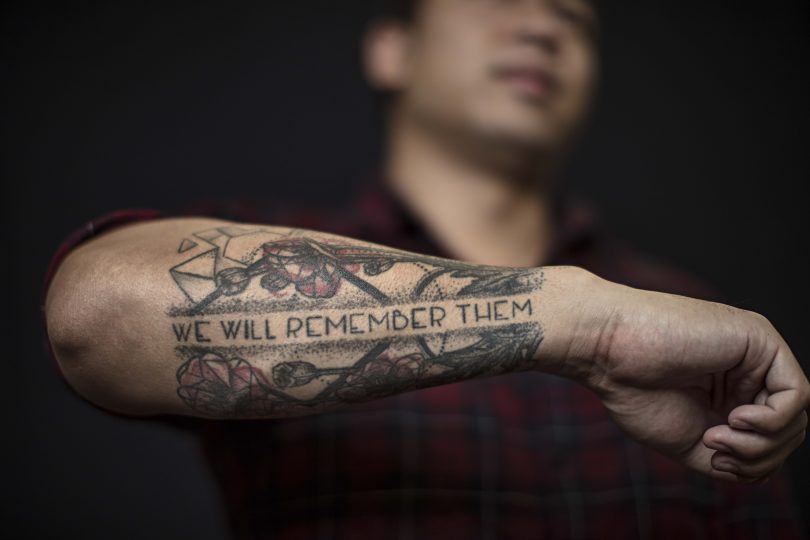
[
  {"xmin": 474, "ymin": 119, "xmax": 559, "ymax": 151},
  {"xmin": 467, "ymin": 103, "xmax": 564, "ymax": 150}
]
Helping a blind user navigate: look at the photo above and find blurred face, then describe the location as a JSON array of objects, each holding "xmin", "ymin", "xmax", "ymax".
[{"xmin": 370, "ymin": 0, "xmax": 599, "ymax": 153}]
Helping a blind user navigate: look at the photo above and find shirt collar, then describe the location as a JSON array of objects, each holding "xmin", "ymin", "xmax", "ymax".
[{"xmin": 352, "ymin": 180, "xmax": 601, "ymax": 267}]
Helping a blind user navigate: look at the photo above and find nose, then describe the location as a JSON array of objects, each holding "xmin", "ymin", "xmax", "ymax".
[{"xmin": 508, "ymin": 0, "xmax": 565, "ymax": 55}]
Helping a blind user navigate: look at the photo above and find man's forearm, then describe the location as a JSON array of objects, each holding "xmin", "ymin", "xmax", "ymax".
[
  {"xmin": 44, "ymin": 217, "xmax": 810, "ymax": 482},
  {"xmin": 44, "ymin": 218, "xmax": 595, "ymax": 418}
]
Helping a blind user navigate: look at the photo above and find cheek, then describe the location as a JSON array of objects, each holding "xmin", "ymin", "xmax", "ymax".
[
  {"xmin": 408, "ymin": 11, "xmax": 491, "ymax": 104},
  {"xmin": 558, "ymin": 49, "xmax": 597, "ymax": 121},
  {"xmin": 406, "ymin": 45, "xmax": 487, "ymax": 122}
]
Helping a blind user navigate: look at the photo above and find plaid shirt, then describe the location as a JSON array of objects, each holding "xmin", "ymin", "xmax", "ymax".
[{"xmin": 44, "ymin": 184, "xmax": 806, "ymax": 540}]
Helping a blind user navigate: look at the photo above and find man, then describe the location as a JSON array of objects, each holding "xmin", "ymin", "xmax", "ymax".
[{"xmin": 43, "ymin": 0, "xmax": 808, "ymax": 538}]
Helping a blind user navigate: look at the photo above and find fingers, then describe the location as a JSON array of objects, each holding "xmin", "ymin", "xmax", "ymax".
[
  {"xmin": 706, "ymin": 327, "xmax": 810, "ymax": 483},
  {"xmin": 682, "ymin": 315, "xmax": 809, "ymax": 484},
  {"xmin": 707, "ymin": 464, "xmax": 779, "ymax": 485},
  {"xmin": 702, "ymin": 400, "xmax": 807, "ymax": 483},
  {"xmin": 709, "ymin": 429, "xmax": 805, "ymax": 481},
  {"xmin": 729, "ymin": 392, "xmax": 807, "ymax": 435},
  {"xmin": 728, "ymin": 346, "xmax": 810, "ymax": 436},
  {"xmin": 753, "ymin": 387, "xmax": 769, "ymax": 405},
  {"xmin": 703, "ymin": 412, "xmax": 807, "ymax": 460}
]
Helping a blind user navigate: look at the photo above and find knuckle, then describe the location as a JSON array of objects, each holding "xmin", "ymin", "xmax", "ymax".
[
  {"xmin": 760, "ymin": 417, "xmax": 787, "ymax": 435},
  {"xmin": 743, "ymin": 460, "xmax": 778, "ymax": 478},
  {"xmin": 736, "ymin": 444, "xmax": 765, "ymax": 460},
  {"xmin": 801, "ymin": 386, "xmax": 810, "ymax": 409},
  {"xmin": 746, "ymin": 310, "xmax": 771, "ymax": 328},
  {"xmin": 770, "ymin": 412, "xmax": 793, "ymax": 433}
]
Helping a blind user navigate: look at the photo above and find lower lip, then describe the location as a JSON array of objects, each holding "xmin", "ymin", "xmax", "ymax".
[{"xmin": 498, "ymin": 75, "xmax": 553, "ymax": 100}]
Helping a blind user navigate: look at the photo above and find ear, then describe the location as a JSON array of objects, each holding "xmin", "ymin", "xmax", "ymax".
[{"xmin": 363, "ymin": 20, "xmax": 411, "ymax": 92}]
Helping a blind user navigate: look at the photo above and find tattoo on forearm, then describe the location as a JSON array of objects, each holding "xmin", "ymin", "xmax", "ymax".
[{"xmin": 168, "ymin": 226, "xmax": 545, "ymax": 417}]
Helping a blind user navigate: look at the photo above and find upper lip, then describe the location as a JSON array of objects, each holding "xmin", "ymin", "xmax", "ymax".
[{"xmin": 490, "ymin": 63, "xmax": 559, "ymax": 92}]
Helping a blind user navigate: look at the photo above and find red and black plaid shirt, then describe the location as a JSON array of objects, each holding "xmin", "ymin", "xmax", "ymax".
[{"xmin": 43, "ymin": 184, "xmax": 806, "ymax": 540}]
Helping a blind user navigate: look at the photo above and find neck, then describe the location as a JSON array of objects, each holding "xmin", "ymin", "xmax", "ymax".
[{"xmin": 384, "ymin": 114, "xmax": 558, "ymax": 268}]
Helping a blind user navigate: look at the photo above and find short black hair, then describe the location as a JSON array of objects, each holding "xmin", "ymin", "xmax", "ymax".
[{"xmin": 374, "ymin": 0, "xmax": 419, "ymax": 23}]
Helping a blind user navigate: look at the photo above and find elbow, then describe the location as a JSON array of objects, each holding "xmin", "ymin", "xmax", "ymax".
[{"xmin": 44, "ymin": 246, "xmax": 156, "ymax": 416}]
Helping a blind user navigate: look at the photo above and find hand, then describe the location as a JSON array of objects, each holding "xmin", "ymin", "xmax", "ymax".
[{"xmin": 580, "ymin": 280, "xmax": 809, "ymax": 483}]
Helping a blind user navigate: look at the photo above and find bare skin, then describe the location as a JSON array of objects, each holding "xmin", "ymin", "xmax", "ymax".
[
  {"xmin": 45, "ymin": 218, "xmax": 809, "ymax": 486},
  {"xmin": 366, "ymin": 0, "xmax": 598, "ymax": 266},
  {"xmin": 42, "ymin": 0, "xmax": 809, "ymax": 497},
  {"xmin": 358, "ymin": 0, "xmax": 810, "ymax": 485}
]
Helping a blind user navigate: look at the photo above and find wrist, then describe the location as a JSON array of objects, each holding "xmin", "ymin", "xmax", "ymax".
[{"xmin": 530, "ymin": 266, "xmax": 615, "ymax": 388}]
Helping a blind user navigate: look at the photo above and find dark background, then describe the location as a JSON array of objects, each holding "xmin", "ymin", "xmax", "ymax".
[{"xmin": 2, "ymin": 1, "xmax": 808, "ymax": 538}]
